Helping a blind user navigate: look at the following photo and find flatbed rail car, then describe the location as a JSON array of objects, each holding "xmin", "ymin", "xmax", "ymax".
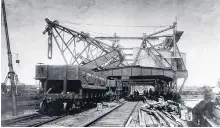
[{"xmin": 35, "ymin": 65, "xmax": 107, "ymax": 113}]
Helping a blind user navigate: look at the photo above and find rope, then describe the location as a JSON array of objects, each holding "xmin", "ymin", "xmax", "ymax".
[{"xmin": 59, "ymin": 20, "xmax": 169, "ymax": 28}]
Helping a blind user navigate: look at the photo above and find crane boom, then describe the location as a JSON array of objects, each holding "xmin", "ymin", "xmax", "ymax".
[{"xmin": 43, "ymin": 18, "xmax": 125, "ymax": 70}]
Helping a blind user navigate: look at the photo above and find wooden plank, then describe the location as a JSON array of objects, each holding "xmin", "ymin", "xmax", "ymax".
[
  {"xmin": 203, "ymin": 116, "xmax": 219, "ymax": 127},
  {"xmin": 161, "ymin": 111, "xmax": 185, "ymax": 127},
  {"xmin": 162, "ymin": 111, "xmax": 175, "ymax": 120},
  {"xmin": 156, "ymin": 110, "xmax": 176, "ymax": 127},
  {"xmin": 142, "ymin": 111, "xmax": 154, "ymax": 127},
  {"xmin": 139, "ymin": 110, "xmax": 145, "ymax": 126},
  {"xmin": 152, "ymin": 111, "xmax": 167, "ymax": 127},
  {"xmin": 170, "ymin": 113, "xmax": 188, "ymax": 127},
  {"xmin": 149, "ymin": 114, "xmax": 159, "ymax": 127}
]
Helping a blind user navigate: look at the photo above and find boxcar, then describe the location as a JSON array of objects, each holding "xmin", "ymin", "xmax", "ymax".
[{"xmin": 35, "ymin": 65, "xmax": 107, "ymax": 113}]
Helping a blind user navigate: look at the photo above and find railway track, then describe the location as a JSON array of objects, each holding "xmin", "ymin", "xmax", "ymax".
[
  {"xmin": 2, "ymin": 103, "xmax": 98, "ymax": 127},
  {"xmin": 1, "ymin": 113, "xmax": 66, "ymax": 127},
  {"xmin": 84, "ymin": 101, "xmax": 139, "ymax": 127}
]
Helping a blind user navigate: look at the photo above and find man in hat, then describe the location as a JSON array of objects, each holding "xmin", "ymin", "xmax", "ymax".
[{"xmin": 192, "ymin": 90, "xmax": 216, "ymax": 126}]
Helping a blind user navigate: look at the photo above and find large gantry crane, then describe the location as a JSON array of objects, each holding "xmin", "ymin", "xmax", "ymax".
[{"xmin": 42, "ymin": 18, "xmax": 187, "ymax": 100}]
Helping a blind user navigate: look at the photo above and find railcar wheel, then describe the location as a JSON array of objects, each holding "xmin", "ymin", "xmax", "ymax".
[{"xmin": 39, "ymin": 101, "xmax": 48, "ymax": 114}]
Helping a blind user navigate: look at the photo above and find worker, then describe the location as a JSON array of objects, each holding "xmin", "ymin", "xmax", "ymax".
[
  {"xmin": 145, "ymin": 90, "xmax": 149, "ymax": 98},
  {"xmin": 154, "ymin": 90, "xmax": 159, "ymax": 101},
  {"xmin": 142, "ymin": 95, "xmax": 147, "ymax": 103},
  {"xmin": 106, "ymin": 91, "xmax": 114, "ymax": 102},
  {"xmin": 172, "ymin": 91, "xmax": 184, "ymax": 104},
  {"xmin": 192, "ymin": 90, "xmax": 216, "ymax": 126},
  {"xmin": 149, "ymin": 88, "xmax": 153, "ymax": 100}
]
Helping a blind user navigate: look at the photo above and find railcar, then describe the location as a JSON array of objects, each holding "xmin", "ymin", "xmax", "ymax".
[{"xmin": 35, "ymin": 65, "xmax": 107, "ymax": 113}]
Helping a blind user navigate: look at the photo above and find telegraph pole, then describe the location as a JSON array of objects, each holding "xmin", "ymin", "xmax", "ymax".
[{"xmin": 2, "ymin": 0, "xmax": 17, "ymax": 116}]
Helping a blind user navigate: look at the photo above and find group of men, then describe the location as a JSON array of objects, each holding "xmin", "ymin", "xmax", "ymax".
[
  {"xmin": 133, "ymin": 90, "xmax": 139, "ymax": 97},
  {"xmin": 142, "ymin": 87, "xmax": 218, "ymax": 126},
  {"xmin": 143, "ymin": 89, "xmax": 182, "ymax": 103}
]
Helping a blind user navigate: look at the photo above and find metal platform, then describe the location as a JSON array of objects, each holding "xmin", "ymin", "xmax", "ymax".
[{"xmin": 97, "ymin": 65, "xmax": 187, "ymax": 81}]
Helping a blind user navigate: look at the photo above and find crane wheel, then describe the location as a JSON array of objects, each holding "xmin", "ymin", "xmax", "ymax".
[{"xmin": 40, "ymin": 101, "xmax": 48, "ymax": 114}]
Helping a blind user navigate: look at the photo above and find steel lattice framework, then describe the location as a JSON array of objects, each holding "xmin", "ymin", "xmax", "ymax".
[
  {"xmin": 42, "ymin": 18, "xmax": 187, "ymax": 92},
  {"xmin": 95, "ymin": 22, "xmax": 187, "ymax": 92},
  {"xmin": 43, "ymin": 18, "xmax": 125, "ymax": 70},
  {"xmin": 95, "ymin": 23, "xmax": 186, "ymax": 71}
]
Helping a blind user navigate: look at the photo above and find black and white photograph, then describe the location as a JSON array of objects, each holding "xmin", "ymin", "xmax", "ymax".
[{"xmin": 1, "ymin": 0, "xmax": 220, "ymax": 127}]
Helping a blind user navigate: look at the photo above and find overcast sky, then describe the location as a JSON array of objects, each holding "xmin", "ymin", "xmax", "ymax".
[{"xmin": 1, "ymin": 0, "xmax": 220, "ymax": 86}]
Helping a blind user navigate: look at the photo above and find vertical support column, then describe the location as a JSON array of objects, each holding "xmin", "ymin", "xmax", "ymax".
[
  {"xmin": 173, "ymin": 21, "xmax": 178, "ymax": 92},
  {"xmin": 173, "ymin": 22, "xmax": 177, "ymax": 57},
  {"xmin": 142, "ymin": 33, "xmax": 147, "ymax": 48},
  {"xmin": 119, "ymin": 81, "xmax": 122, "ymax": 98},
  {"xmin": 115, "ymin": 80, "xmax": 120, "ymax": 101},
  {"xmin": 63, "ymin": 79, "xmax": 67, "ymax": 94},
  {"xmin": 63, "ymin": 65, "xmax": 67, "ymax": 94},
  {"xmin": 108, "ymin": 80, "xmax": 111, "ymax": 92},
  {"xmin": 174, "ymin": 78, "xmax": 177, "ymax": 92},
  {"xmin": 154, "ymin": 79, "xmax": 158, "ymax": 100},
  {"xmin": 44, "ymin": 80, "xmax": 47, "ymax": 93},
  {"xmin": 178, "ymin": 77, "xmax": 187, "ymax": 93}
]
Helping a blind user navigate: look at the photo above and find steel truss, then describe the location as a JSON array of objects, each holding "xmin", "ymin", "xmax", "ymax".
[
  {"xmin": 95, "ymin": 22, "xmax": 187, "ymax": 92},
  {"xmin": 95, "ymin": 22, "xmax": 186, "ymax": 71},
  {"xmin": 43, "ymin": 18, "xmax": 125, "ymax": 70}
]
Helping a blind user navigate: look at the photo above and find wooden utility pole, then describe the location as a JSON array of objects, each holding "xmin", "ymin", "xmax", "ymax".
[{"xmin": 2, "ymin": 0, "xmax": 17, "ymax": 116}]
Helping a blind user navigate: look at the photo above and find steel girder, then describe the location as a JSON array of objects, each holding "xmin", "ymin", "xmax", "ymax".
[{"xmin": 96, "ymin": 66, "xmax": 188, "ymax": 80}]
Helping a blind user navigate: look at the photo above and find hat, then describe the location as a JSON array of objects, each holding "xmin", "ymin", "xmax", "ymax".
[{"xmin": 204, "ymin": 91, "xmax": 216, "ymax": 100}]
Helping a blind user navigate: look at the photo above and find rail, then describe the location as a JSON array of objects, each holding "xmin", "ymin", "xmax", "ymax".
[
  {"xmin": 1, "ymin": 113, "xmax": 66, "ymax": 127},
  {"xmin": 124, "ymin": 102, "xmax": 139, "ymax": 126},
  {"xmin": 1, "ymin": 113, "xmax": 42, "ymax": 126},
  {"xmin": 84, "ymin": 101, "xmax": 139, "ymax": 127},
  {"xmin": 83, "ymin": 102, "xmax": 126, "ymax": 127},
  {"xmin": 28, "ymin": 115, "xmax": 67, "ymax": 127}
]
